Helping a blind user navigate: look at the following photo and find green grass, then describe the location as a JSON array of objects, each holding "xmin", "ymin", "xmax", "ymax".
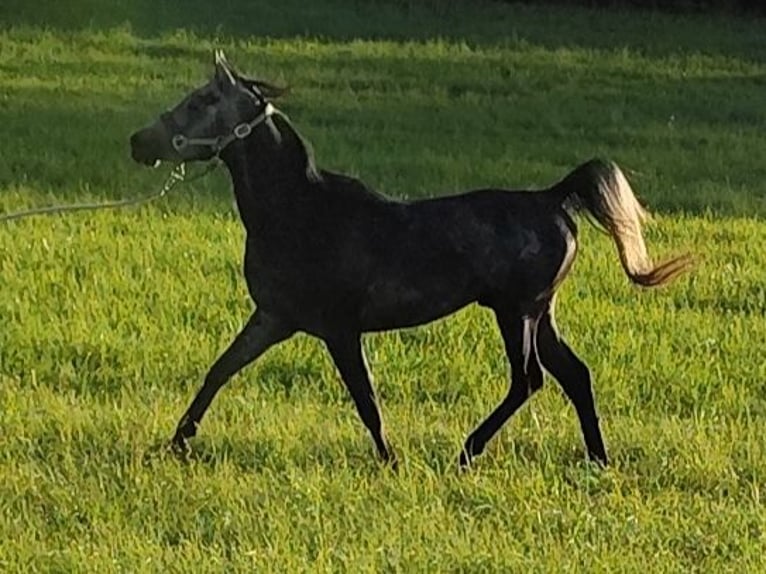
[{"xmin": 1, "ymin": 0, "xmax": 765, "ymax": 571}]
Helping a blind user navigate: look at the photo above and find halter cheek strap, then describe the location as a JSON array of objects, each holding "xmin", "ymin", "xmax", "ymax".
[{"xmin": 171, "ymin": 102, "xmax": 283, "ymax": 154}]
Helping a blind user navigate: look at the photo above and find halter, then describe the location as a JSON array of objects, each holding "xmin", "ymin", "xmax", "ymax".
[{"xmin": 170, "ymin": 102, "xmax": 283, "ymax": 155}]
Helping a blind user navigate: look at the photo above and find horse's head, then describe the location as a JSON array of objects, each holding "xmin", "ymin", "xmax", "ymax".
[{"xmin": 130, "ymin": 50, "xmax": 286, "ymax": 166}]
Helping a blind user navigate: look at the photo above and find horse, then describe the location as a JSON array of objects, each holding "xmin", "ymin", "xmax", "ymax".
[{"xmin": 129, "ymin": 50, "xmax": 692, "ymax": 469}]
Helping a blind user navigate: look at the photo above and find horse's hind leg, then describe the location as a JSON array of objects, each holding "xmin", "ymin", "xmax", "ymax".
[
  {"xmin": 172, "ymin": 310, "xmax": 294, "ymax": 451},
  {"xmin": 536, "ymin": 306, "xmax": 608, "ymax": 465},
  {"xmin": 459, "ymin": 310, "xmax": 544, "ymax": 467}
]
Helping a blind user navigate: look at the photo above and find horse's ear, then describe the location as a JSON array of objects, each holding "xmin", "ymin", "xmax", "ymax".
[
  {"xmin": 248, "ymin": 79, "xmax": 289, "ymax": 100},
  {"xmin": 213, "ymin": 49, "xmax": 237, "ymax": 87}
]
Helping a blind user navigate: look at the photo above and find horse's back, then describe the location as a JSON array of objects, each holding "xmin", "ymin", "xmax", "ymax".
[{"xmin": 353, "ymin": 187, "xmax": 578, "ymax": 327}]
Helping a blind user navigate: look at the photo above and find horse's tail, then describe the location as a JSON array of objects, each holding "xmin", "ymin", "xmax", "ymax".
[{"xmin": 551, "ymin": 158, "xmax": 693, "ymax": 287}]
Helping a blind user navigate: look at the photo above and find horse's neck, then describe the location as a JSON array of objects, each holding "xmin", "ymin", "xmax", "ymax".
[{"xmin": 221, "ymin": 118, "xmax": 316, "ymax": 231}]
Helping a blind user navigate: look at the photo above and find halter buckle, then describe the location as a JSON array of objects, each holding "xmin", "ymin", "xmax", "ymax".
[
  {"xmin": 234, "ymin": 123, "xmax": 252, "ymax": 139},
  {"xmin": 172, "ymin": 134, "xmax": 188, "ymax": 151}
]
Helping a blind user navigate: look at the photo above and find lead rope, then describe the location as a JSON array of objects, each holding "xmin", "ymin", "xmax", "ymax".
[
  {"xmin": 0, "ymin": 101, "xmax": 281, "ymax": 224},
  {"xmin": 0, "ymin": 161, "xmax": 219, "ymax": 224}
]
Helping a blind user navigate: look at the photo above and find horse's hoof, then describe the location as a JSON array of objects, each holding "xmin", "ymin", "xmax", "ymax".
[
  {"xmin": 379, "ymin": 450, "xmax": 399, "ymax": 472},
  {"xmin": 458, "ymin": 447, "xmax": 476, "ymax": 470},
  {"xmin": 169, "ymin": 435, "xmax": 191, "ymax": 459},
  {"xmin": 589, "ymin": 453, "xmax": 609, "ymax": 468}
]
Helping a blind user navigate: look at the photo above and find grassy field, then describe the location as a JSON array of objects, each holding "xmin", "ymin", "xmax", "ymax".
[{"xmin": 1, "ymin": 0, "xmax": 765, "ymax": 571}]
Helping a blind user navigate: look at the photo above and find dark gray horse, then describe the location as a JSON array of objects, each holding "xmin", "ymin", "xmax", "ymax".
[{"xmin": 130, "ymin": 51, "xmax": 691, "ymax": 468}]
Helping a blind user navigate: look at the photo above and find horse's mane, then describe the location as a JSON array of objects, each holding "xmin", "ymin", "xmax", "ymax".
[{"xmin": 274, "ymin": 112, "xmax": 322, "ymax": 184}]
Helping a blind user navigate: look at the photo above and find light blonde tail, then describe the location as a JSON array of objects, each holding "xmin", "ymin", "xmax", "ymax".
[{"xmin": 558, "ymin": 159, "xmax": 693, "ymax": 287}]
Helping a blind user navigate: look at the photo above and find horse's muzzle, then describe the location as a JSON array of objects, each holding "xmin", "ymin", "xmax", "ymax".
[
  {"xmin": 130, "ymin": 130, "xmax": 160, "ymax": 166},
  {"xmin": 130, "ymin": 123, "xmax": 177, "ymax": 166}
]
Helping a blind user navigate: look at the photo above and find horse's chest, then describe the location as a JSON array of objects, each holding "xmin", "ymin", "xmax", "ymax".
[{"xmin": 242, "ymin": 236, "xmax": 311, "ymax": 305}]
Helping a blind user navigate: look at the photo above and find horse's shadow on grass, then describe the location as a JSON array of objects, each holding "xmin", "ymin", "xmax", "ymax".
[
  {"xmin": 142, "ymin": 434, "xmax": 392, "ymax": 475},
  {"xmin": 142, "ymin": 429, "xmax": 608, "ymax": 479}
]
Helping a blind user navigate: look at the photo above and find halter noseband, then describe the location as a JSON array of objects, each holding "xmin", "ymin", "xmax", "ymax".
[{"xmin": 170, "ymin": 102, "xmax": 282, "ymax": 155}]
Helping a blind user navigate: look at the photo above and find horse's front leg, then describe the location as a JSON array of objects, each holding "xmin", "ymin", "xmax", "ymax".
[
  {"xmin": 324, "ymin": 333, "xmax": 396, "ymax": 468},
  {"xmin": 172, "ymin": 309, "xmax": 293, "ymax": 451}
]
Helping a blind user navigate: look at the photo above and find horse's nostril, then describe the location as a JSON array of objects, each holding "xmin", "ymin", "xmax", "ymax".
[{"xmin": 130, "ymin": 130, "xmax": 147, "ymax": 148}]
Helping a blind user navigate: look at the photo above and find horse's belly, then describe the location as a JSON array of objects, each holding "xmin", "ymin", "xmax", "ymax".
[{"xmin": 357, "ymin": 275, "xmax": 478, "ymax": 332}]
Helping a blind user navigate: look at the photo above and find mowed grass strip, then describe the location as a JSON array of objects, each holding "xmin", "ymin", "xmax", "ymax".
[{"xmin": 1, "ymin": 1, "xmax": 765, "ymax": 571}]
